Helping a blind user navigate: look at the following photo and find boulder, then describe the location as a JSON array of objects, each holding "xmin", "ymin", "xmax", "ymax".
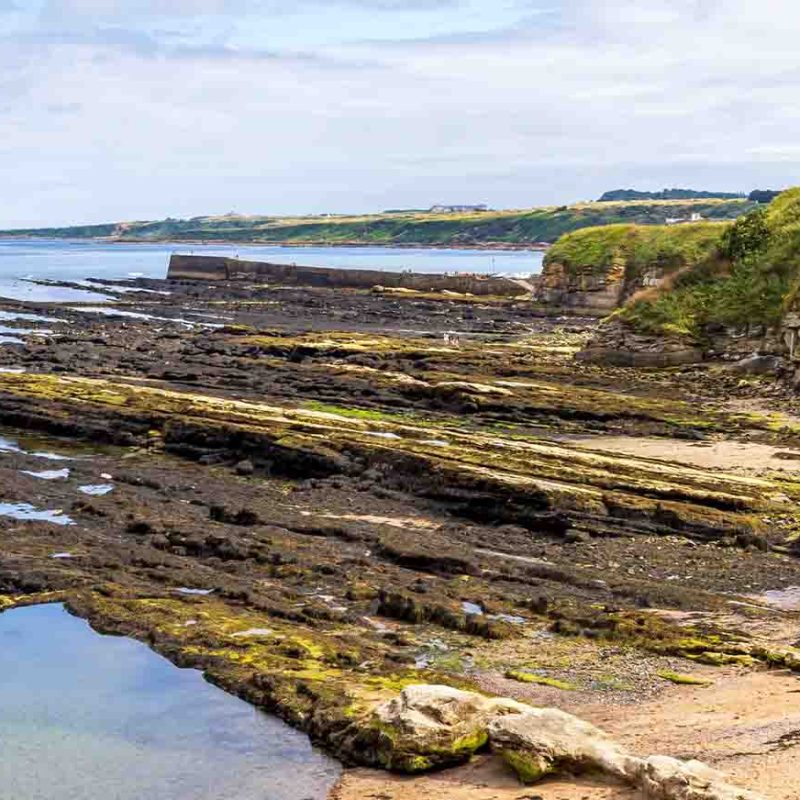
[
  {"xmin": 488, "ymin": 706, "xmax": 639, "ymax": 783},
  {"xmin": 637, "ymin": 755, "xmax": 763, "ymax": 800},
  {"xmin": 234, "ymin": 458, "xmax": 255, "ymax": 476},
  {"xmin": 490, "ymin": 710, "xmax": 763, "ymax": 800},
  {"xmin": 371, "ymin": 685, "xmax": 497, "ymax": 771},
  {"xmin": 369, "ymin": 686, "xmax": 764, "ymax": 800},
  {"xmin": 726, "ymin": 354, "xmax": 784, "ymax": 376}
]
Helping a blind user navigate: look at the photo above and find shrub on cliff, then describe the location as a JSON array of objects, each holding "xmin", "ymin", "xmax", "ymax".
[{"xmin": 616, "ymin": 187, "xmax": 800, "ymax": 340}]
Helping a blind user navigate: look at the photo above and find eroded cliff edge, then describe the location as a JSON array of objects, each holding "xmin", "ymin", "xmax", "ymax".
[{"xmin": 540, "ymin": 188, "xmax": 800, "ymax": 375}]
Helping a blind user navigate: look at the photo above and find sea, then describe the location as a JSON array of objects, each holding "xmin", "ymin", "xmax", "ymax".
[{"xmin": 0, "ymin": 238, "xmax": 545, "ymax": 303}]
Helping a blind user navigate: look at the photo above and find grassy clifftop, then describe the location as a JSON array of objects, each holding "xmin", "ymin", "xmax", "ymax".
[
  {"xmin": 615, "ymin": 187, "xmax": 800, "ymax": 338},
  {"xmin": 543, "ymin": 221, "xmax": 728, "ymax": 283},
  {"xmin": 1, "ymin": 199, "xmax": 754, "ymax": 248}
]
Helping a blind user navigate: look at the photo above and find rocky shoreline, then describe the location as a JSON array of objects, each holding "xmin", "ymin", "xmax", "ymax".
[{"xmin": 2, "ymin": 277, "xmax": 800, "ymax": 797}]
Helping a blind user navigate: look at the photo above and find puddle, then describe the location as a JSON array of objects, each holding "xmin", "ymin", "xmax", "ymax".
[
  {"xmin": 69, "ymin": 307, "xmax": 222, "ymax": 329},
  {"xmin": 0, "ymin": 325, "xmax": 53, "ymax": 337},
  {"xmin": 0, "ymin": 335, "xmax": 23, "ymax": 344},
  {"xmin": 750, "ymin": 586, "xmax": 800, "ymax": 611},
  {"xmin": 186, "ymin": 311, "xmax": 235, "ymax": 321},
  {"xmin": 174, "ymin": 587, "xmax": 215, "ymax": 596},
  {"xmin": 363, "ymin": 431, "xmax": 402, "ymax": 440},
  {"xmin": 312, "ymin": 594, "xmax": 349, "ymax": 613},
  {"xmin": 29, "ymin": 451, "xmax": 74, "ymax": 462},
  {"xmin": 78, "ymin": 484, "xmax": 114, "ymax": 496},
  {"xmin": 0, "ymin": 430, "xmax": 86, "ymax": 461},
  {"xmin": 69, "ymin": 307, "xmax": 175, "ymax": 322},
  {"xmin": 0, "ymin": 604, "xmax": 340, "ymax": 799},
  {"xmin": 2, "ymin": 280, "xmax": 112, "ymax": 303},
  {"xmin": 50, "ymin": 552, "xmax": 74, "ymax": 559},
  {"xmin": 0, "ymin": 502, "xmax": 74, "ymax": 526},
  {"xmin": 0, "ymin": 310, "xmax": 60, "ymax": 324},
  {"xmin": 0, "ymin": 435, "xmax": 25, "ymax": 454},
  {"xmin": 462, "ymin": 601, "xmax": 484, "ymax": 616},
  {"xmin": 489, "ymin": 613, "xmax": 528, "ymax": 625},
  {"xmin": 22, "ymin": 468, "xmax": 70, "ymax": 481},
  {"xmin": 476, "ymin": 548, "xmax": 546, "ymax": 566},
  {"xmin": 413, "ymin": 638, "xmax": 450, "ymax": 670}
]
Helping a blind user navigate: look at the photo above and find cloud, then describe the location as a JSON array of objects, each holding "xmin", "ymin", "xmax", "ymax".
[
  {"xmin": 39, "ymin": 0, "xmax": 459, "ymax": 19},
  {"xmin": 1, "ymin": 0, "xmax": 799, "ymax": 227}
]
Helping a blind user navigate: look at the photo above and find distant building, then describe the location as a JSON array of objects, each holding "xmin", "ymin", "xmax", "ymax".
[
  {"xmin": 429, "ymin": 204, "xmax": 489, "ymax": 214},
  {"xmin": 666, "ymin": 212, "xmax": 704, "ymax": 225}
]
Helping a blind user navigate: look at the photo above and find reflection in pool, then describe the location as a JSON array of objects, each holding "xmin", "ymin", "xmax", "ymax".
[
  {"xmin": 0, "ymin": 604, "xmax": 341, "ymax": 799},
  {"xmin": 0, "ymin": 502, "xmax": 74, "ymax": 525},
  {"xmin": 0, "ymin": 430, "xmax": 81, "ymax": 461},
  {"xmin": 78, "ymin": 483, "xmax": 114, "ymax": 496},
  {"xmin": 22, "ymin": 468, "xmax": 71, "ymax": 481},
  {"xmin": 0, "ymin": 311, "xmax": 61, "ymax": 324},
  {"xmin": 0, "ymin": 324, "xmax": 53, "ymax": 336}
]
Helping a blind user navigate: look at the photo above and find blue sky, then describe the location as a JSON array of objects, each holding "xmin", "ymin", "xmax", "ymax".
[{"xmin": 1, "ymin": 0, "xmax": 799, "ymax": 226}]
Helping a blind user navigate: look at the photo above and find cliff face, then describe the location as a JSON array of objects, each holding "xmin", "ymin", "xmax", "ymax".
[
  {"xmin": 538, "ymin": 222, "xmax": 728, "ymax": 314},
  {"xmin": 573, "ymin": 187, "xmax": 800, "ymax": 370},
  {"xmin": 537, "ymin": 249, "xmax": 626, "ymax": 312}
]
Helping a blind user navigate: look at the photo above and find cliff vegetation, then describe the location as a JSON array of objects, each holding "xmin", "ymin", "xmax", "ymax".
[
  {"xmin": 544, "ymin": 222, "xmax": 727, "ymax": 284},
  {"xmin": 616, "ymin": 187, "xmax": 800, "ymax": 339},
  {"xmin": 1, "ymin": 199, "xmax": 753, "ymax": 247}
]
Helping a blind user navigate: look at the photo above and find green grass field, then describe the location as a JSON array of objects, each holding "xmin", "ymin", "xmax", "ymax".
[{"xmin": 1, "ymin": 199, "xmax": 754, "ymax": 247}]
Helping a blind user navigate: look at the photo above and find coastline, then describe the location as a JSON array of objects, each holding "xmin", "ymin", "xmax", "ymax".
[
  {"xmin": 2, "ymin": 275, "xmax": 798, "ymax": 800},
  {"xmin": 0, "ymin": 234, "xmax": 549, "ymax": 252}
]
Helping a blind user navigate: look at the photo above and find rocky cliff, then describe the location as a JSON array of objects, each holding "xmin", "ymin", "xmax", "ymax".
[
  {"xmin": 538, "ymin": 222, "xmax": 728, "ymax": 314},
  {"xmin": 572, "ymin": 187, "xmax": 800, "ymax": 371}
]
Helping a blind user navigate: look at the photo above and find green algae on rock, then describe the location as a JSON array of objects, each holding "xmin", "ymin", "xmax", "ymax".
[{"xmin": 1, "ymin": 275, "xmax": 800, "ymax": 796}]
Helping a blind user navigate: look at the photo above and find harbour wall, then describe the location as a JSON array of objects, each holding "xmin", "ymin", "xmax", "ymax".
[{"xmin": 167, "ymin": 254, "xmax": 528, "ymax": 297}]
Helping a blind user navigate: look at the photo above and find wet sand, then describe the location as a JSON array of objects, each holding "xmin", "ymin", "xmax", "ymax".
[
  {"xmin": 564, "ymin": 434, "xmax": 800, "ymax": 473},
  {"xmin": 334, "ymin": 670, "xmax": 800, "ymax": 800}
]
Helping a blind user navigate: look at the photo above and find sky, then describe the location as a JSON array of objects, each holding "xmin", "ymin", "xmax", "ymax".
[{"xmin": 1, "ymin": 0, "xmax": 799, "ymax": 226}]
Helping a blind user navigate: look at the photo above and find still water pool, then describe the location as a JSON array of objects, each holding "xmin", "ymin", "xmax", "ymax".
[{"xmin": 0, "ymin": 604, "xmax": 341, "ymax": 800}]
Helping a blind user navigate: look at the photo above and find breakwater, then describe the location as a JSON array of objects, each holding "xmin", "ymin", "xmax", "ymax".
[{"xmin": 167, "ymin": 254, "xmax": 528, "ymax": 296}]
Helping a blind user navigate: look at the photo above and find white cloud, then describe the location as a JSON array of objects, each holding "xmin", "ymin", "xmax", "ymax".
[{"xmin": 1, "ymin": 0, "xmax": 798, "ymax": 226}]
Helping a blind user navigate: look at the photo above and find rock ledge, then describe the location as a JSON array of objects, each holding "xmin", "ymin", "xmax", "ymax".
[{"xmin": 372, "ymin": 685, "xmax": 762, "ymax": 800}]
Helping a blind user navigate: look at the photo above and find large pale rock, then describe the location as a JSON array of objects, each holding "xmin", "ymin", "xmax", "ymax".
[
  {"xmin": 488, "ymin": 706, "xmax": 640, "ymax": 783},
  {"xmin": 371, "ymin": 685, "xmax": 496, "ymax": 771},
  {"xmin": 637, "ymin": 756, "xmax": 763, "ymax": 800},
  {"xmin": 370, "ymin": 686, "xmax": 764, "ymax": 800}
]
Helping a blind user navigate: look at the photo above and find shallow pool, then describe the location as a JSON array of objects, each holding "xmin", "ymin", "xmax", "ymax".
[{"xmin": 0, "ymin": 604, "xmax": 341, "ymax": 799}]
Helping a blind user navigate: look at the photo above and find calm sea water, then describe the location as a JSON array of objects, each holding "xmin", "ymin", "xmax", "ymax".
[
  {"xmin": 0, "ymin": 604, "xmax": 340, "ymax": 800},
  {"xmin": 0, "ymin": 238, "xmax": 544, "ymax": 302}
]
